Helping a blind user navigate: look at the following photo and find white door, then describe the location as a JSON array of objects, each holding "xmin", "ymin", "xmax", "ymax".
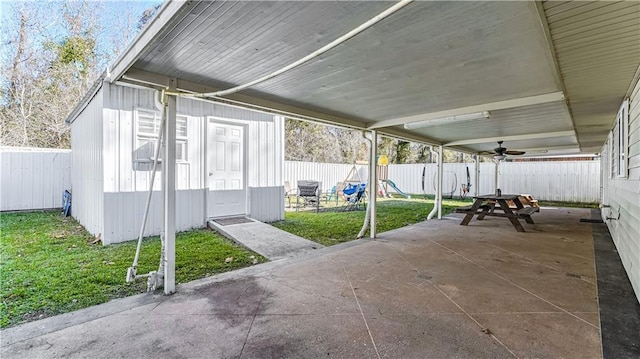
[{"xmin": 207, "ymin": 121, "xmax": 246, "ymax": 218}]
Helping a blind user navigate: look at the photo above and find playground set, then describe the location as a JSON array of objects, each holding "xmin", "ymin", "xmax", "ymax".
[
  {"xmin": 289, "ymin": 154, "xmax": 477, "ymax": 212},
  {"xmin": 375, "ymin": 155, "xmax": 410, "ymax": 199}
]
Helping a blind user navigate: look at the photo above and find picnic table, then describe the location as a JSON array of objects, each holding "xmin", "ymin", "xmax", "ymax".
[{"xmin": 456, "ymin": 194, "xmax": 539, "ymax": 232}]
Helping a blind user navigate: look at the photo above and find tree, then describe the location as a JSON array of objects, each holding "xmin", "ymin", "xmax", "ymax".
[
  {"xmin": 137, "ymin": 4, "xmax": 162, "ymax": 30},
  {"xmin": 395, "ymin": 141, "xmax": 411, "ymax": 164},
  {"xmin": 0, "ymin": 1, "xmax": 159, "ymax": 149}
]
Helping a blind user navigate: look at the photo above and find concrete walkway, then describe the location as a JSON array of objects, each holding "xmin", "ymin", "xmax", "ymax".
[
  {"xmin": 2, "ymin": 208, "xmax": 603, "ymax": 358},
  {"xmin": 208, "ymin": 217, "xmax": 323, "ymax": 260}
]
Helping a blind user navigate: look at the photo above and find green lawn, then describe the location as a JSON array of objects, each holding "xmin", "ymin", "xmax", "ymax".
[
  {"xmin": 273, "ymin": 194, "xmax": 598, "ymax": 246},
  {"xmin": 272, "ymin": 195, "xmax": 472, "ymax": 246},
  {"xmin": 0, "ymin": 211, "xmax": 264, "ymax": 329}
]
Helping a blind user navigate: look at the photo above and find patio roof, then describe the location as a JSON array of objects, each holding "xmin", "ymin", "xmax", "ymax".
[{"xmin": 109, "ymin": 0, "xmax": 640, "ymax": 157}]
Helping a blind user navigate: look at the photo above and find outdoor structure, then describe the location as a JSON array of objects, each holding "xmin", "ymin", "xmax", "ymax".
[
  {"xmin": 64, "ymin": 0, "xmax": 639, "ymax": 301},
  {"xmin": 66, "ymin": 81, "xmax": 284, "ymax": 245}
]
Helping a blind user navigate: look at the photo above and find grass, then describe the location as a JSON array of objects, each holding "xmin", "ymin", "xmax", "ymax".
[
  {"xmin": 0, "ymin": 211, "xmax": 265, "ymax": 329},
  {"xmin": 272, "ymin": 195, "xmax": 472, "ymax": 246},
  {"xmin": 273, "ymin": 194, "xmax": 598, "ymax": 246},
  {"xmin": 537, "ymin": 200, "xmax": 599, "ymax": 208}
]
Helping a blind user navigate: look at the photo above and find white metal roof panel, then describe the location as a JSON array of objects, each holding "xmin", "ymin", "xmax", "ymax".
[
  {"xmin": 97, "ymin": 0, "xmax": 639, "ymax": 156},
  {"xmin": 542, "ymin": 0, "xmax": 640, "ymax": 151},
  {"xmin": 400, "ymin": 101, "xmax": 573, "ymax": 144},
  {"xmin": 132, "ymin": 1, "xmax": 558, "ymax": 123}
]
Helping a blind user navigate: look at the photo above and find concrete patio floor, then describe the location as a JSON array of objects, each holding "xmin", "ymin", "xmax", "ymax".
[{"xmin": 1, "ymin": 207, "xmax": 603, "ymax": 358}]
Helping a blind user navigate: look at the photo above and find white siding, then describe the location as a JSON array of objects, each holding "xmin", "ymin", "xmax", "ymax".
[
  {"xmin": 103, "ymin": 83, "xmax": 203, "ymax": 192},
  {"xmin": 70, "ymin": 86, "xmax": 105, "ymax": 237},
  {"xmin": 602, "ymin": 77, "xmax": 640, "ymax": 303},
  {"xmin": 97, "ymin": 83, "xmax": 283, "ymax": 243},
  {"xmin": 0, "ymin": 148, "xmax": 71, "ymax": 211},
  {"xmin": 102, "ymin": 83, "xmax": 282, "ymax": 192},
  {"xmin": 103, "ymin": 190, "xmax": 205, "ymax": 245},
  {"xmin": 249, "ymin": 186, "xmax": 285, "ymax": 222}
]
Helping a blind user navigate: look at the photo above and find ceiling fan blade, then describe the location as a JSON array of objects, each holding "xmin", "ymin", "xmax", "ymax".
[
  {"xmin": 478, "ymin": 151, "xmax": 494, "ymax": 155},
  {"xmin": 505, "ymin": 150, "xmax": 526, "ymax": 155}
]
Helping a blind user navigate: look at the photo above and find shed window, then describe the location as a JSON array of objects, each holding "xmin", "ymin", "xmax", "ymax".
[
  {"xmin": 614, "ymin": 100, "xmax": 629, "ymax": 178},
  {"xmin": 136, "ymin": 110, "xmax": 188, "ymax": 162}
]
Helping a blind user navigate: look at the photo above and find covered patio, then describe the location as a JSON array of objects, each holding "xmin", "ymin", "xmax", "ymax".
[
  {"xmin": 27, "ymin": 1, "xmax": 638, "ymax": 357},
  {"xmin": 2, "ymin": 208, "xmax": 608, "ymax": 358},
  {"xmin": 97, "ymin": 0, "xmax": 640, "ymax": 297}
]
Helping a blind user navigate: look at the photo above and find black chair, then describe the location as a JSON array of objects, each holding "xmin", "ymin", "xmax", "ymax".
[{"xmin": 296, "ymin": 180, "xmax": 320, "ymax": 213}]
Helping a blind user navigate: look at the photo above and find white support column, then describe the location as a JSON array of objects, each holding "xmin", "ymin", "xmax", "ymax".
[
  {"xmin": 494, "ymin": 160, "xmax": 499, "ymax": 193},
  {"xmin": 369, "ymin": 130, "xmax": 378, "ymax": 238},
  {"xmin": 163, "ymin": 79, "xmax": 177, "ymax": 295},
  {"xmin": 437, "ymin": 145, "xmax": 443, "ymax": 219},
  {"xmin": 474, "ymin": 154, "xmax": 480, "ymax": 197}
]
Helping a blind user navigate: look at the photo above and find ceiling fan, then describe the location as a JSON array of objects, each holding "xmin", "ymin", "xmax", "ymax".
[{"xmin": 479, "ymin": 141, "xmax": 526, "ymax": 160}]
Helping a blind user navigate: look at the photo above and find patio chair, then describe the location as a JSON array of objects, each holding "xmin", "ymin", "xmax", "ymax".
[
  {"xmin": 325, "ymin": 183, "xmax": 340, "ymax": 205},
  {"xmin": 296, "ymin": 180, "xmax": 320, "ymax": 213},
  {"xmin": 342, "ymin": 183, "xmax": 367, "ymax": 211}
]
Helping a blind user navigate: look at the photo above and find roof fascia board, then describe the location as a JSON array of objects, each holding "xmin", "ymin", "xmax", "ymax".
[
  {"xmin": 624, "ymin": 62, "xmax": 640, "ymax": 99},
  {"xmin": 64, "ymin": 72, "xmax": 107, "ymax": 124},
  {"xmin": 108, "ymin": 1, "xmax": 195, "ymax": 83},
  {"xmin": 367, "ymin": 92, "xmax": 565, "ymax": 129},
  {"xmin": 445, "ymin": 130, "xmax": 575, "ymax": 146},
  {"xmin": 531, "ymin": 1, "xmax": 580, "ymax": 148},
  {"xmin": 376, "ymin": 128, "xmax": 441, "ymax": 147}
]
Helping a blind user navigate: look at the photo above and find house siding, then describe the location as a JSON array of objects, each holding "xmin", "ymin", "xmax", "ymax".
[
  {"xmin": 602, "ymin": 77, "xmax": 640, "ymax": 303},
  {"xmin": 70, "ymin": 86, "xmax": 105, "ymax": 238},
  {"xmin": 97, "ymin": 83, "xmax": 283, "ymax": 244}
]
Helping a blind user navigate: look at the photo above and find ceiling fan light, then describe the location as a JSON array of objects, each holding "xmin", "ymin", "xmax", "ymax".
[{"xmin": 494, "ymin": 154, "xmax": 506, "ymax": 160}]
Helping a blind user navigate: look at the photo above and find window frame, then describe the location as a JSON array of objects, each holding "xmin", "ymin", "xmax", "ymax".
[
  {"xmin": 615, "ymin": 100, "xmax": 629, "ymax": 178},
  {"xmin": 135, "ymin": 109, "xmax": 189, "ymax": 163}
]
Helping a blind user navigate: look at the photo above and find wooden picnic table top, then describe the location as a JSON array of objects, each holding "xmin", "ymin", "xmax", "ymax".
[{"xmin": 474, "ymin": 194, "xmax": 522, "ymax": 201}]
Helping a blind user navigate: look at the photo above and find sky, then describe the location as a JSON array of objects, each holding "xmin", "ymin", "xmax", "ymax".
[{"xmin": 0, "ymin": 0, "xmax": 161, "ymax": 70}]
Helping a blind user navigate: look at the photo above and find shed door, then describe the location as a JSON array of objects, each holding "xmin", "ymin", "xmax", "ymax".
[{"xmin": 207, "ymin": 121, "xmax": 246, "ymax": 218}]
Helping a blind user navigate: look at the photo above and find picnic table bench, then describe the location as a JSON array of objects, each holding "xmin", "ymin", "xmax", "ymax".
[{"xmin": 457, "ymin": 194, "xmax": 539, "ymax": 232}]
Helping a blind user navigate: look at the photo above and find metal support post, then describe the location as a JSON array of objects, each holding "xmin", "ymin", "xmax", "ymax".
[
  {"xmin": 474, "ymin": 154, "xmax": 480, "ymax": 197},
  {"xmin": 369, "ymin": 130, "xmax": 378, "ymax": 238},
  {"xmin": 163, "ymin": 78, "xmax": 177, "ymax": 295},
  {"xmin": 437, "ymin": 145, "xmax": 443, "ymax": 219}
]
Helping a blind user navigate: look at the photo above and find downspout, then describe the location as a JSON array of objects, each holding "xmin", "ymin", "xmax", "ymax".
[
  {"xmin": 126, "ymin": 90, "xmax": 166, "ymax": 283},
  {"xmin": 357, "ymin": 131, "xmax": 375, "ymax": 238},
  {"xmin": 427, "ymin": 145, "xmax": 442, "ymax": 220}
]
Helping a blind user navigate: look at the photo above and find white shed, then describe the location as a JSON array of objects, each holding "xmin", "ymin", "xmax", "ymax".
[{"xmin": 66, "ymin": 80, "xmax": 284, "ymax": 245}]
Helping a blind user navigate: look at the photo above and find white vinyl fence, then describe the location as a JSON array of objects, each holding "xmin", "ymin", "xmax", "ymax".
[
  {"xmin": 284, "ymin": 160, "xmax": 601, "ymax": 203},
  {"xmin": 1, "ymin": 151, "xmax": 600, "ymax": 212},
  {"xmin": 1, "ymin": 147, "xmax": 71, "ymax": 211}
]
